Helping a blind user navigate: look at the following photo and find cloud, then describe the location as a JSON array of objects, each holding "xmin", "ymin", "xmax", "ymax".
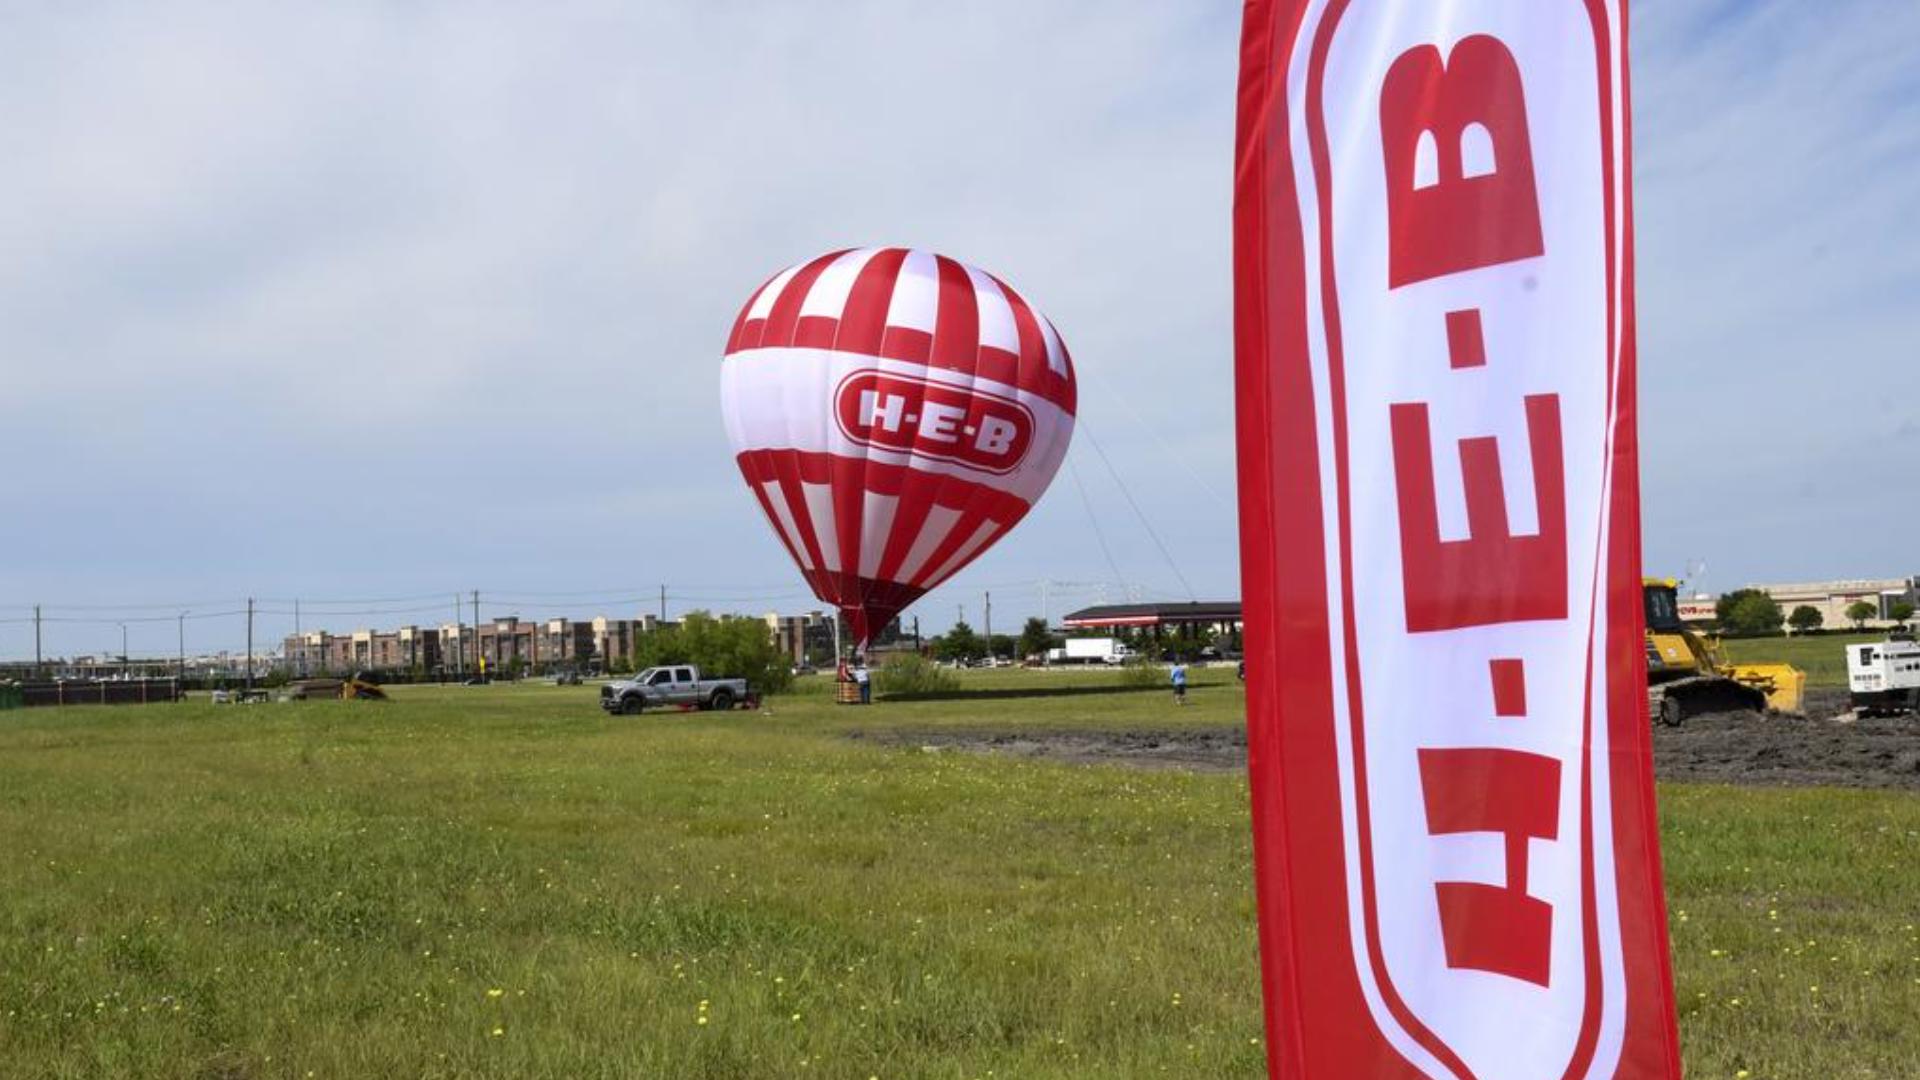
[
  {"xmin": 1630, "ymin": 0, "xmax": 1920, "ymax": 587},
  {"xmin": 0, "ymin": 2, "xmax": 1237, "ymax": 655},
  {"xmin": 0, "ymin": 1, "xmax": 1911, "ymax": 656}
]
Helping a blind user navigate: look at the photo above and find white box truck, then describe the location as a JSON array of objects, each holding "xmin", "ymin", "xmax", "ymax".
[{"xmin": 1046, "ymin": 637, "xmax": 1135, "ymax": 665}]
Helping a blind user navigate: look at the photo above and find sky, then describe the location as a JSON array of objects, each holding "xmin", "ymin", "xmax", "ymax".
[{"xmin": 1, "ymin": 1, "xmax": 1914, "ymax": 660}]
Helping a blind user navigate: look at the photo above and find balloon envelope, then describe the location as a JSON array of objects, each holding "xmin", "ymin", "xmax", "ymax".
[{"xmin": 720, "ymin": 248, "xmax": 1077, "ymax": 648}]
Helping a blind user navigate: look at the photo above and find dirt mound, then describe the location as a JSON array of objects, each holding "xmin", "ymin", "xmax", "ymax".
[
  {"xmin": 1650, "ymin": 709, "xmax": 1920, "ymax": 790},
  {"xmin": 862, "ymin": 729, "xmax": 1249, "ymax": 773},
  {"xmin": 859, "ymin": 690, "xmax": 1920, "ymax": 790}
]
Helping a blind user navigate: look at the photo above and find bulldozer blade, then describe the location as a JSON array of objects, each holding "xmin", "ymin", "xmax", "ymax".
[{"xmin": 1722, "ymin": 663, "xmax": 1804, "ymax": 714}]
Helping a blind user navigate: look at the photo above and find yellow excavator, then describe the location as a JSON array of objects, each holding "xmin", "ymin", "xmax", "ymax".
[
  {"xmin": 1644, "ymin": 577, "xmax": 1803, "ymax": 725},
  {"xmin": 284, "ymin": 676, "xmax": 389, "ymax": 702}
]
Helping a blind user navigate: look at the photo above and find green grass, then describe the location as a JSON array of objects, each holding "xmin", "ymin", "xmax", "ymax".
[
  {"xmin": 1720, "ymin": 633, "xmax": 1879, "ymax": 688},
  {"xmin": 0, "ymin": 670, "xmax": 1914, "ymax": 1079}
]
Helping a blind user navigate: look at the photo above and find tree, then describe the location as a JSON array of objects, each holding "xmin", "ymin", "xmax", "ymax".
[
  {"xmin": 1845, "ymin": 600, "xmax": 1877, "ymax": 630},
  {"xmin": 1120, "ymin": 655, "xmax": 1165, "ymax": 688},
  {"xmin": 1715, "ymin": 588, "xmax": 1784, "ymax": 636},
  {"xmin": 986, "ymin": 634, "xmax": 1016, "ymax": 660},
  {"xmin": 1891, "ymin": 600, "xmax": 1916, "ymax": 626},
  {"xmin": 1787, "ymin": 605, "xmax": 1824, "ymax": 634},
  {"xmin": 874, "ymin": 652, "xmax": 958, "ymax": 697},
  {"xmin": 934, "ymin": 620, "xmax": 981, "ymax": 662},
  {"xmin": 1017, "ymin": 617, "xmax": 1057, "ymax": 660},
  {"xmin": 1159, "ymin": 635, "xmax": 1200, "ymax": 662},
  {"xmin": 631, "ymin": 611, "xmax": 793, "ymax": 693}
]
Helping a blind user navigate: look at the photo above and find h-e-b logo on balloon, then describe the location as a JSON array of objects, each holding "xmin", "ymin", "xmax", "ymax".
[{"xmin": 834, "ymin": 371, "xmax": 1034, "ymax": 475}]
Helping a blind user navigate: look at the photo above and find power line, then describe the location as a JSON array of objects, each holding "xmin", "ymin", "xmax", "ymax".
[
  {"xmin": 251, "ymin": 601, "xmax": 455, "ymax": 619},
  {"xmin": 1067, "ymin": 455, "xmax": 1130, "ymax": 590},
  {"xmin": 470, "ymin": 587, "xmax": 660, "ymax": 600},
  {"xmin": 35, "ymin": 599, "xmax": 247, "ymax": 612},
  {"xmin": 5, "ymin": 568, "xmax": 1199, "ymax": 643},
  {"xmin": 39, "ymin": 610, "xmax": 249, "ymax": 625},
  {"xmin": 1076, "ymin": 418, "xmax": 1197, "ymax": 601},
  {"xmin": 482, "ymin": 583, "xmax": 813, "ymax": 599},
  {"xmin": 256, "ymin": 591, "xmax": 457, "ymax": 606},
  {"xmin": 1090, "ymin": 375, "xmax": 1234, "ymax": 514}
]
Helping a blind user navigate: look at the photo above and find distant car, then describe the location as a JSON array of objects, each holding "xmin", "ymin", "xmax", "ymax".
[{"xmin": 551, "ymin": 670, "xmax": 583, "ymax": 686}]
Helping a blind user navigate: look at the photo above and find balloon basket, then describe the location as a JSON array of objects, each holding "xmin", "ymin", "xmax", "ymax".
[{"xmin": 836, "ymin": 681, "xmax": 865, "ymax": 705}]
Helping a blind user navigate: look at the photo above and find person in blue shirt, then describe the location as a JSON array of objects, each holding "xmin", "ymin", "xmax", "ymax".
[{"xmin": 1171, "ymin": 660, "xmax": 1188, "ymax": 705}]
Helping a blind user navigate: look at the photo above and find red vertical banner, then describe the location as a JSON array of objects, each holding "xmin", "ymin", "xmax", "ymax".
[{"xmin": 1233, "ymin": 2, "xmax": 1682, "ymax": 1077}]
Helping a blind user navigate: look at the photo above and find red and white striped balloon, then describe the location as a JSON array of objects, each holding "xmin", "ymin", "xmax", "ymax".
[{"xmin": 720, "ymin": 248, "xmax": 1076, "ymax": 649}]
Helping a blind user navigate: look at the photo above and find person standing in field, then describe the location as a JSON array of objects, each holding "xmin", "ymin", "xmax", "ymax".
[
  {"xmin": 1171, "ymin": 660, "xmax": 1188, "ymax": 705},
  {"xmin": 854, "ymin": 660, "xmax": 871, "ymax": 704}
]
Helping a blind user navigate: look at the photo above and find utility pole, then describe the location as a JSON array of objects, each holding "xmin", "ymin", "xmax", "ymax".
[
  {"xmin": 245, "ymin": 598, "xmax": 254, "ymax": 690},
  {"xmin": 659, "ymin": 584, "xmax": 667, "ymax": 624},
  {"xmin": 472, "ymin": 590, "xmax": 482, "ymax": 676},
  {"xmin": 913, "ymin": 615, "xmax": 921, "ymax": 651},
  {"xmin": 119, "ymin": 622, "xmax": 128, "ymax": 676},
  {"xmin": 453, "ymin": 593, "xmax": 465, "ymax": 677},
  {"xmin": 984, "ymin": 591, "xmax": 992, "ymax": 648},
  {"xmin": 33, "ymin": 604, "xmax": 41, "ymax": 678},
  {"xmin": 178, "ymin": 612, "xmax": 187, "ymax": 681},
  {"xmin": 293, "ymin": 599, "xmax": 301, "ymax": 677}
]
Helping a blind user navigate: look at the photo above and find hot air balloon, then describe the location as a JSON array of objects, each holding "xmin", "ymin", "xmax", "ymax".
[{"xmin": 720, "ymin": 248, "xmax": 1076, "ymax": 653}]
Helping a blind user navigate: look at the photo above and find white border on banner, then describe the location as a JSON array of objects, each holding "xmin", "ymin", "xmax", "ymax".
[{"xmin": 1281, "ymin": 1, "xmax": 1631, "ymax": 1077}]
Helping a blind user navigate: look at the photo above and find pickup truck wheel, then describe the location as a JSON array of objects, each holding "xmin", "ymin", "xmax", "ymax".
[
  {"xmin": 620, "ymin": 697, "xmax": 644, "ymax": 716},
  {"xmin": 708, "ymin": 689, "xmax": 734, "ymax": 711}
]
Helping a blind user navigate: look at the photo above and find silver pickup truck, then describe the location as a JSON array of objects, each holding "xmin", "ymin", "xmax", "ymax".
[{"xmin": 600, "ymin": 665, "xmax": 749, "ymax": 714}]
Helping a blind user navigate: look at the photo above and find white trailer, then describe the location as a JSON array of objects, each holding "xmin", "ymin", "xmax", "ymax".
[
  {"xmin": 1046, "ymin": 637, "xmax": 1135, "ymax": 665},
  {"xmin": 1847, "ymin": 637, "xmax": 1920, "ymax": 715}
]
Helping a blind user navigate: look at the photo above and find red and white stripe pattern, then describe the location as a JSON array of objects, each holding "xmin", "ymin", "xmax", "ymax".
[{"xmin": 720, "ymin": 248, "xmax": 1077, "ymax": 645}]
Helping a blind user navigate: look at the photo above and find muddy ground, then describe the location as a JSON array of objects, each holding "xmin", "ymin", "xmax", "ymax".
[{"xmin": 857, "ymin": 688, "xmax": 1920, "ymax": 791}]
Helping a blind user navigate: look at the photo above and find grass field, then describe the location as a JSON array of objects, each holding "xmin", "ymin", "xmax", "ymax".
[
  {"xmin": 0, "ymin": 670, "xmax": 1915, "ymax": 1079},
  {"xmin": 1720, "ymin": 634, "xmax": 1879, "ymax": 689}
]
